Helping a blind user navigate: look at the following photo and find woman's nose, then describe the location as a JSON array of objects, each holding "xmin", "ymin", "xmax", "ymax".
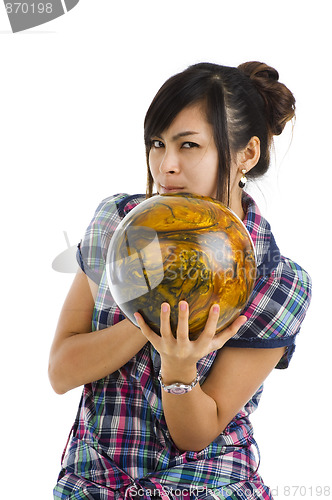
[{"xmin": 159, "ymin": 150, "xmax": 180, "ymax": 174}]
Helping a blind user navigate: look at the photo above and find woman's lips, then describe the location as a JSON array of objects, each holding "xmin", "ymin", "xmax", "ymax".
[{"xmin": 159, "ymin": 185, "xmax": 185, "ymax": 194}]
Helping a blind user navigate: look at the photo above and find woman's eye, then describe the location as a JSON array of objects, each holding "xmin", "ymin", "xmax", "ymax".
[
  {"xmin": 151, "ymin": 140, "xmax": 164, "ymax": 149},
  {"xmin": 181, "ymin": 142, "xmax": 199, "ymax": 149}
]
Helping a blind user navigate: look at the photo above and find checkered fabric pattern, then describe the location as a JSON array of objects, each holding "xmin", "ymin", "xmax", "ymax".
[{"xmin": 53, "ymin": 193, "xmax": 312, "ymax": 499}]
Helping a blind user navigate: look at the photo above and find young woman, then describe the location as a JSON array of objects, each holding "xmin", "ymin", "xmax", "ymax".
[{"xmin": 49, "ymin": 62, "xmax": 312, "ymax": 500}]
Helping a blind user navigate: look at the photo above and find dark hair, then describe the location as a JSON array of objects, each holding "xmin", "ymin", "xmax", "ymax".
[{"xmin": 144, "ymin": 61, "xmax": 295, "ymax": 204}]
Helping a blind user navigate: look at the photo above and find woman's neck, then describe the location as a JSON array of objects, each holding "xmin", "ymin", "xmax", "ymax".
[{"xmin": 229, "ymin": 192, "xmax": 245, "ymax": 221}]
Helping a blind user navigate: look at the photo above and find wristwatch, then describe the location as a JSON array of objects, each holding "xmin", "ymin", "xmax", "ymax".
[{"xmin": 158, "ymin": 371, "xmax": 200, "ymax": 395}]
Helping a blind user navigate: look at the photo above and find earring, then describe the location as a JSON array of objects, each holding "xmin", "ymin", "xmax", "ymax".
[{"xmin": 238, "ymin": 169, "xmax": 247, "ymax": 189}]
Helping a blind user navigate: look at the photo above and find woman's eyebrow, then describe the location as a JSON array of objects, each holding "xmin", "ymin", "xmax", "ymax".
[
  {"xmin": 152, "ymin": 131, "xmax": 200, "ymax": 142},
  {"xmin": 155, "ymin": 131, "xmax": 200, "ymax": 141},
  {"xmin": 172, "ymin": 131, "xmax": 199, "ymax": 141}
]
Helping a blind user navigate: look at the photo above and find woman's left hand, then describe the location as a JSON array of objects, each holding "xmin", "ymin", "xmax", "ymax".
[{"xmin": 134, "ymin": 301, "xmax": 247, "ymax": 372}]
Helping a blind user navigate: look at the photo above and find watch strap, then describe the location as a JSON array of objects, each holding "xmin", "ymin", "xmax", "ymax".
[{"xmin": 158, "ymin": 371, "xmax": 200, "ymax": 395}]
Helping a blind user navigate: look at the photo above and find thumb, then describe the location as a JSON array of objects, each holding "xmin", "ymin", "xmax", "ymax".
[{"xmin": 215, "ymin": 315, "xmax": 247, "ymax": 344}]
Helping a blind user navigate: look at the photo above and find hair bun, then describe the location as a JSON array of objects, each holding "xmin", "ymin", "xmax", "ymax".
[{"xmin": 238, "ymin": 61, "xmax": 295, "ymax": 136}]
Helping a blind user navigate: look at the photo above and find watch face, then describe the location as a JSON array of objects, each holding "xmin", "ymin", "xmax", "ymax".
[{"xmin": 169, "ymin": 385, "xmax": 187, "ymax": 395}]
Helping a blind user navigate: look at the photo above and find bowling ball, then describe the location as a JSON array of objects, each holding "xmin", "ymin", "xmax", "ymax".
[{"xmin": 106, "ymin": 193, "xmax": 256, "ymax": 340}]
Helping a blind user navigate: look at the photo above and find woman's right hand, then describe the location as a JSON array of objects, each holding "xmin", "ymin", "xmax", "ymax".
[{"xmin": 48, "ymin": 268, "xmax": 147, "ymax": 394}]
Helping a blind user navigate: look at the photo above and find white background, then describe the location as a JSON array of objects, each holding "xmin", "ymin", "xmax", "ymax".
[{"xmin": 1, "ymin": 1, "xmax": 330, "ymax": 498}]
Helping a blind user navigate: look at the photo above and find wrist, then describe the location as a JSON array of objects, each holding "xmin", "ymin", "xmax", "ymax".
[{"xmin": 160, "ymin": 363, "xmax": 197, "ymax": 386}]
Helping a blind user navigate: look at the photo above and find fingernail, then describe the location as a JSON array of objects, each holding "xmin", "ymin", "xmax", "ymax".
[
  {"xmin": 213, "ymin": 305, "xmax": 220, "ymax": 314},
  {"xmin": 162, "ymin": 303, "xmax": 169, "ymax": 313},
  {"xmin": 180, "ymin": 302, "xmax": 187, "ymax": 311}
]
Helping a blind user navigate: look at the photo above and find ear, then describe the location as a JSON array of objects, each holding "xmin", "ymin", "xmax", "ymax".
[{"xmin": 237, "ymin": 136, "xmax": 261, "ymax": 172}]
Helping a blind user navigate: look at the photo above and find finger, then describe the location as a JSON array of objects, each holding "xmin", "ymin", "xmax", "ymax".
[
  {"xmin": 160, "ymin": 302, "xmax": 173, "ymax": 339},
  {"xmin": 196, "ymin": 303, "xmax": 220, "ymax": 344},
  {"xmin": 176, "ymin": 301, "xmax": 189, "ymax": 341},
  {"xmin": 206, "ymin": 303, "xmax": 221, "ymax": 336}
]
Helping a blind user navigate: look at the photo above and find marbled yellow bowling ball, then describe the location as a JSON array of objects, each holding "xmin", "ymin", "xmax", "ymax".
[{"xmin": 106, "ymin": 193, "xmax": 256, "ymax": 340}]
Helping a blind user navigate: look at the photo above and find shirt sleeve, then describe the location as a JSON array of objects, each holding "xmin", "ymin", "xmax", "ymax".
[
  {"xmin": 76, "ymin": 193, "xmax": 131, "ymax": 284},
  {"xmin": 225, "ymin": 257, "xmax": 312, "ymax": 369}
]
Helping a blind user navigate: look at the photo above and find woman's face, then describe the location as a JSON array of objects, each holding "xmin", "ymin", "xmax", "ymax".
[{"xmin": 148, "ymin": 104, "xmax": 219, "ymax": 198}]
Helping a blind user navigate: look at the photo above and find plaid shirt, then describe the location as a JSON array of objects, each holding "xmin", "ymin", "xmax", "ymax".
[{"xmin": 54, "ymin": 193, "xmax": 312, "ymax": 500}]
